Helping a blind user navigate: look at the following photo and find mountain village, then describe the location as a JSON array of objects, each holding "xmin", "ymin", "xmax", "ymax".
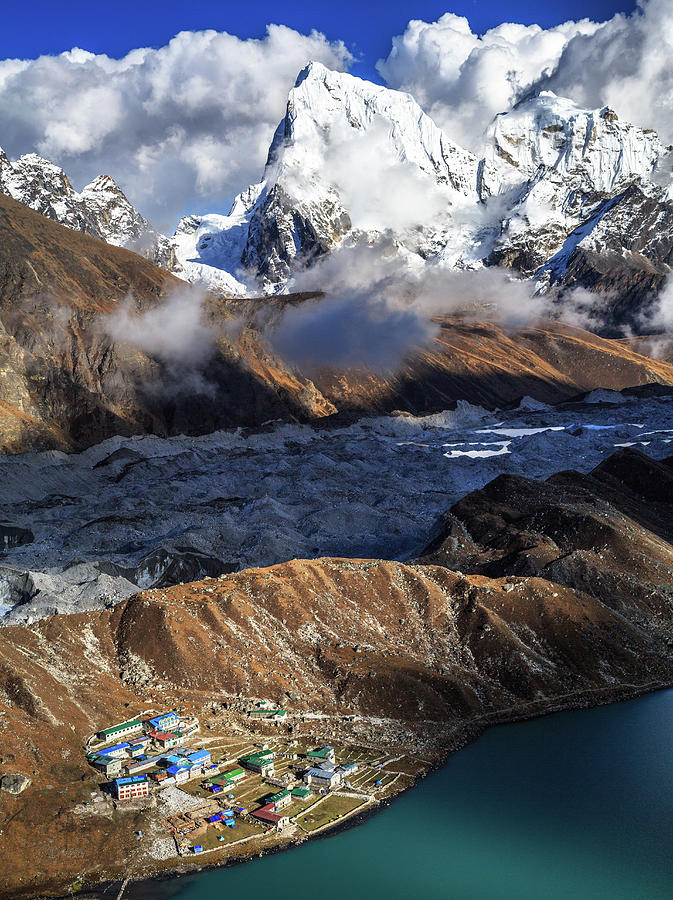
[{"xmin": 84, "ymin": 704, "xmax": 423, "ymax": 859}]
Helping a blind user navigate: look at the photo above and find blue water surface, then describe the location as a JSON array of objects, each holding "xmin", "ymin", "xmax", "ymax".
[{"xmin": 145, "ymin": 690, "xmax": 673, "ymax": 900}]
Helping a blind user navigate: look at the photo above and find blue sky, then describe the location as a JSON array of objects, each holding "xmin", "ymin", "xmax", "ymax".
[{"xmin": 1, "ymin": 0, "xmax": 636, "ymax": 81}]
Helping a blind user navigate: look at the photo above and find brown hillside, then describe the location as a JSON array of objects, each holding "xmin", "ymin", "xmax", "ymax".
[
  {"xmin": 4, "ymin": 448, "xmax": 673, "ymax": 894},
  {"xmin": 0, "ymin": 194, "xmax": 333, "ymax": 451},
  {"xmin": 309, "ymin": 317, "xmax": 673, "ymax": 415}
]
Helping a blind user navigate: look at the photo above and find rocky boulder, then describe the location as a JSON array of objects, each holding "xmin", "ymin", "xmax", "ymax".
[{"xmin": 0, "ymin": 773, "xmax": 31, "ymax": 794}]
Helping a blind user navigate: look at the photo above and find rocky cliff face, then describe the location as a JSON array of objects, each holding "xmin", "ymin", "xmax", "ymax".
[{"xmin": 482, "ymin": 94, "xmax": 673, "ymax": 327}]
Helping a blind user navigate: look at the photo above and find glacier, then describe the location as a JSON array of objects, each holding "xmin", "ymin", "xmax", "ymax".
[{"xmin": 2, "ymin": 389, "xmax": 673, "ymax": 624}]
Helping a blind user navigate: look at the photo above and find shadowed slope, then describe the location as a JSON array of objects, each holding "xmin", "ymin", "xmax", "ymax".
[{"xmin": 0, "ymin": 194, "xmax": 333, "ymax": 451}]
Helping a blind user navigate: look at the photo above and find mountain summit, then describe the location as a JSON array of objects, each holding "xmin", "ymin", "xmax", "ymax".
[
  {"xmin": 171, "ymin": 61, "xmax": 500, "ymax": 292},
  {"xmin": 0, "ymin": 148, "xmax": 176, "ymax": 269},
  {"xmin": 1, "ymin": 63, "xmax": 673, "ymax": 328},
  {"xmin": 169, "ymin": 65, "xmax": 673, "ymax": 326}
]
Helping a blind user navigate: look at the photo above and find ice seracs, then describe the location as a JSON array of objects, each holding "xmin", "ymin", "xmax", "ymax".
[
  {"xmin": 482, "ymin": 92, "xmax": 673, "ymax": 296},
  {"xmin": 484, "ymin": 91, "xmax": 669, "ymax": 190}
]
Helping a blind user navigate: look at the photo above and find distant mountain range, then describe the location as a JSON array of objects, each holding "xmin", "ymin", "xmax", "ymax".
[{"xmin": 2, "ymin": 61, "xmax": 673, "ymax": 331}]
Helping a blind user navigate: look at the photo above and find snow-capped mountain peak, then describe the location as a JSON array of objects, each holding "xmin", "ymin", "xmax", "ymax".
[
  {"xmin": 2, "ymin": 62, "xmax": 673, "ymax": 324},
  {"xmin": 485, "ymin": 91, "xmax": 668, "ymax": 192},
  {"xmin": 171, "ymin": 60, "xmax": 501, "ymax": 292},
  {"xmin": 0, "ymin": 147, "xmax": 176, "ymax": 269}
]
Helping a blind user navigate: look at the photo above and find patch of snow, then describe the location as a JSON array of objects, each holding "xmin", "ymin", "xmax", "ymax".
[{"xmin": 443, "ymin": 441, "xmax": 511, "ymax": 459}]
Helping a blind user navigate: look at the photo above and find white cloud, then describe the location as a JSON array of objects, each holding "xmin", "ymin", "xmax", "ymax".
[
  {"xmin": 638, "ymin": 274, "xmax": 673, "ymax": 333},
  {"xmin": 271, "ymin": 243, "xmax": 546, "ymax": 372},
  {"xmin": 0, "ymin": 26, "xmax": 351, "ymax": 231},
  {"xmin": 537, "ymin": 0, "xmax": 673, "ymax": 143},
  {"xmin": 377, "ymin": 13, "xmax": 600, "ymax": 151},
  {"xmin": 102, "ymin": 286, "xmax": 215, "ymax": 369},
  {"xmin": 377, "ymin": 1, "xmax": 673, "ymax": 152},
  {"xmin": 321, "ymin": 118, "xmax": 451, "ymax": 233}
]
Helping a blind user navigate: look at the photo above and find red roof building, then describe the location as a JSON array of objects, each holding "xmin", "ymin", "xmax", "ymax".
[
  {"xmin": 252, "ymin": 803, "xmax": 290, "ymax": 828},
  {"xmin": 149, "ymin": 730, "xmax": 182, "ymax": 749}
]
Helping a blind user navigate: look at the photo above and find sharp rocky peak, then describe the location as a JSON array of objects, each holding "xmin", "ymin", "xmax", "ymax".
[
  {"xmin": 0, "ymin": 145, "xmax": 178, "ymax": 271},
  {"xmin": 171, "ymin": 61, "xmax": 498, "ymax": 293}
]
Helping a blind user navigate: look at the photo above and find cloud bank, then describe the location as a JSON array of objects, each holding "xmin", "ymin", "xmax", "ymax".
[
  {"xmin": 377, "ymin": 14, "xmax": 600, "ymax": 151},
  {"xmin": 271, "ymin": 245, "xmax": 546, "ymax": 372},
  {"xmin": 377, "ymin": 1, "xmax": 673, "ymax": 151},
  {"xmin": 0, "ymin": 27, "xmax": 350, "ymax": 231}
]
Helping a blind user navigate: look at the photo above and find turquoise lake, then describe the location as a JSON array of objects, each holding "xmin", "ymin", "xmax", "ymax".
[{"xmin": 138, "ymin": 689, "xmax": 673, "ymax": 900}]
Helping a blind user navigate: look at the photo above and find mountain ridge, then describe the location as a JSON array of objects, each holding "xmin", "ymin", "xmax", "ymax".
[{"xmin": 1, "ymin": 63, "xmax": 673, "ymax": 329}]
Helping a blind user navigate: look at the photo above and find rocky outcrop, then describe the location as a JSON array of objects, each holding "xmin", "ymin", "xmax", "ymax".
[
  {"xmin": 0, "ymin": 774, "xmax": 31, "ymax": 795},
  {"xmin": 421, "ymin": 447, "xmax": 673, "ymax": 626},
  {"xmin": 0, "ymin": 525, "xmax": 33, "ymax": 551}
]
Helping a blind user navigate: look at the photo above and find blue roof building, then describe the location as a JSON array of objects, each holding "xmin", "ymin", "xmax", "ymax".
[
  {"xmin": 187, "ymin": 750, "xmax": 210, "ymax": 764},
  {"xmin": 113, "ymin": 775, "xmax": 150, "ymax": 800},
  {"xmin": 147, "ymin": 712, "xmax": 179, "ymax": 731},
  {"xmin": 104, "ymin": 742, "xmax": 130, "ymax": 756}
]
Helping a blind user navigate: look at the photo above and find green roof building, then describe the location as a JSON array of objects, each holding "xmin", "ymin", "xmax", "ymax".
[
  {"xmin": 240, "ymin": 751, "xmax": 275, "ymax": 775},
  {"xmin": 268, "ymin": 787, "xmax": 292, "ymax": 809},
  {"xmin": 292, "ymin": 786, "xmax": 312, "ymax": 799},
  {"xmin": 97, "ymin": 718, "xmax": 143, "ymax": 742},
  {"xmin": 306, "ymin": 746, "xmax": 335, "ymax": 762}
]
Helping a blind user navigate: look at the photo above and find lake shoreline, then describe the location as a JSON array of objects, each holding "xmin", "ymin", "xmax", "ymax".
[{"xmin": 68, "ymin": 676, "xmax": 673, "ymax": 900}]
